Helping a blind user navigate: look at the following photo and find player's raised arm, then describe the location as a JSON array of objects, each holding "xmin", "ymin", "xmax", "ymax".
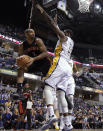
[
  {"xmin": 54, "ymin": 14, "xmax": 57, "ymax": 25},
  {"xmin": 36, "ymin": 4, "xmax": 67, "ymax": 42}
]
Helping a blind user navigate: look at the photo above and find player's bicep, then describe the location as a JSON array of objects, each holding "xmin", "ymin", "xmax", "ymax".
[{"xmin": 37, "ymin": 38, "xmax": 48, "ymax": 53}]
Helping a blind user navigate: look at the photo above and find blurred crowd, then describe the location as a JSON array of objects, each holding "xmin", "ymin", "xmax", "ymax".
[
  {"xmin": 74, "ymin": 64, "xmax": 103, "ymax": 90},
  {"xmin": 0, "ymin": 41, "xmax": 17, "ymax": 71},
  {"xmin": 0, "ymin": 53, "xmax": 17, "ymax": 71},
  {"xmin": 0, "ymin": 24, "xmax": 24, "ymax": 41},
  {"xmin": 0, "ymin": 86, "xmax": 47, "ymax": 130},
  {"xmin": 0, "ymin": 85, "xmax": 103, "ymax": 130},
  {"xmin": 73, "ymin": 97, "xmax": 103, "ymax": 129},
  {"xmin": 75, "ymin": 68, "xmax": 103, "ymax": 90},
  {"xmin": 74, "ymin": 55, "xmax": 103, "ymax": 65}
]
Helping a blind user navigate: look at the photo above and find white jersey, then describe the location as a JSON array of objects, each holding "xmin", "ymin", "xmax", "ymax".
[
  {"xmin": 44, "ymin": 36, "xmax": 74, "ymax": 90},
  {"xmin": 26, "ymin": 101, "xmax": 33, "ymax": 109},
  {"xmin": 55, "ymin": 36, "xmax": 74, "ymax": 63},
  {"xmin": 68, "ymin": 59, "xmax": 74, "ymax": 74},
  {"xmin": 68, "ymin": 59, "xmax": 73, "ymax": 69}
]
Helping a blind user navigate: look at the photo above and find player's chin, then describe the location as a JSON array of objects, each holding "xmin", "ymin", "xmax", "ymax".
[{"xmin": 30, "ymin": 36, "xmax": 35, "ymax": 40}]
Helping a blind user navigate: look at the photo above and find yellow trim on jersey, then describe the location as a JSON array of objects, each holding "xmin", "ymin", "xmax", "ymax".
[{"xmin": 43, "ymin": 42, "xmax": 62, "ymax": 80}]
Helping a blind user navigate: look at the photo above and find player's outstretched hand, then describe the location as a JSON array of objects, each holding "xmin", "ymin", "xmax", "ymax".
[
  {"xmin": 54, "ymin": 14, "xmax": 57, "ymax": 25},
  {"xmin": 36, "ymin": 4, "xmax": 44, "ymax": 14}
]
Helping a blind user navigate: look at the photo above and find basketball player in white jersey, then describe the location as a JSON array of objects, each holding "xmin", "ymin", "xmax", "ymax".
[
  {"xmin": 36, "ymin": 4, "xmax": 74, "ymax": 131},
  {"xmin": 53, "ymin": 16, "xmax": 75, "ymax": 131}
]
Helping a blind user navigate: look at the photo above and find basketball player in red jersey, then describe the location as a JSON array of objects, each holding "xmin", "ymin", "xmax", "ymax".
[{"xmin": 17, "ymin": 29, "xmax": 51, "ymax": 94}]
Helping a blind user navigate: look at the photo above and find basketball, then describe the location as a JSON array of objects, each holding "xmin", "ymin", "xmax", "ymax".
[{"xmin": 16, "ymin": 55, "xmax": 31, "ymax": 68}]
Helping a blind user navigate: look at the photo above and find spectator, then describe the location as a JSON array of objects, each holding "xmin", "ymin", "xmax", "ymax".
[
  {"xmin": 34, "ymin": 108, "xmax": 45, "ymax": 129},
  {"xmin": 5, "ymin": 98, "xmax": 11, "ymax": 109},
  {"xmin": 0, "ymin": 107, "xmax": 4, "ymax": 129},
  {"xmin": 12, "ymin": 108, "xmax": 19, "ymax": 130},
  {"xmin": 2, "ymin": 108, "xmax": 12, "ymax": 130},
  {"xmin": 26, "ymin": 96, "xmax": 33, "ymax": 130}
]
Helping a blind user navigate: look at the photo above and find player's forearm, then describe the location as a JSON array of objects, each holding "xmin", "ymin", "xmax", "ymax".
[
  {"xmin": 43, "ymin": 11, "xmax": 65, "ymax": 37},
  {"xmin": 42, "ymin": 11, "xmax": 59, "ymax": 33},
  {"xmin": 36, "ymin": 4, "xmax": 65, "ymax": 38},
  {"xmin": 33, "ymin": 51, "xmax": 48, "ymax": 61}
]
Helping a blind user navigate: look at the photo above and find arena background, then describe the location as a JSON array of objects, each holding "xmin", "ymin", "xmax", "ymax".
[{"xmin": 0, "ymin": 0, "xmax": 103, "ymax": 130}]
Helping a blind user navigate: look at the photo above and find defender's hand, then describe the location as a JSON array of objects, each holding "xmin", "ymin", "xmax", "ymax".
[
  {"xmin": 36, "ymin": 4, "xmax": 44, "ymax": 14},
  {"xmin": 54, "ymin": 14, "xmax": 57, "ymax": 25}
]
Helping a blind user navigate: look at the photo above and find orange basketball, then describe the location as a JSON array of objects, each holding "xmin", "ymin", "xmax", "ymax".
[{"xmin": 16, "ymin": 55, "xmax": 31, "ymax": 68}]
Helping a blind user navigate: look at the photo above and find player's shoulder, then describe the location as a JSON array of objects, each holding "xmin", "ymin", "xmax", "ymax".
[
  {"xmin": 35, "ymin": 37, "xmax": 43, "ymax": 42},
  {"xmin": 67, "ymin": 36, "xmax": 74, "ymax": 45},
  {"xmin": 69, "ymin": 59, "xmax": 73, "ymax": 64},
  {"xmin": 35, "ymin": 37, "xmax": 43, "ymax": 45},
  {"xmin": 67, "ymin": 36, "xmax": 73, "ymax": 42}
]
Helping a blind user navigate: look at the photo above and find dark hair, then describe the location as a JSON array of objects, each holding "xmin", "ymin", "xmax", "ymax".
[
  {"xmin": 63, "ymin": 29, "xmax": 73, "ymax": 37},
  {"xmin": 24, "ymin": 29, "xmax": 34, "ymax": 34}
]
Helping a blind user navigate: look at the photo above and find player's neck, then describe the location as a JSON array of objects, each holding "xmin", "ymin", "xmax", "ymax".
[{"xmin": 27, "ymin": 38, "xmax": 34, "ymax": 44}]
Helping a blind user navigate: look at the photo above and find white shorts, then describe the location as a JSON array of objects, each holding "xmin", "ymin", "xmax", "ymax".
[
  {"xmin": 44, "ymin": 57, "xmax": 73, "ymax": 92},
  {"xmin": 57, "ymin": 75, "xmax": 75, "ymax": 95},
  {"xmin": 66, "ymin": 83, "xmax": 75, "ymax": 96},
  {"xmin": 66, "ymin": 76, "xmax": 75, "ymax": 95}
]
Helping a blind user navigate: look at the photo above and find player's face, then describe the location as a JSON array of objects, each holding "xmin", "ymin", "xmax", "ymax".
[
  {"xmin": 64, "ymin": 31, "xmax": 70, "ymax": 37},
  {"xmin": 25, "ymin": 30, "xmax": 35, "ymax": 40}
]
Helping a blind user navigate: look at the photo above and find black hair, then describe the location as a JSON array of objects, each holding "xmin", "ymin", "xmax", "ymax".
[
  {"xmin": 24, "ymin": 29, "xmax": 34, "ymax": 34},
  {"xmin": 63, "ymin": 29, "xmax": 73, "ymax": 37}
]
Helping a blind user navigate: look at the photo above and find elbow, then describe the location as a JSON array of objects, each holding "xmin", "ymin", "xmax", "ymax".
[{"xmin": 45, "ymin": 51, "xmax": 48, "ymax": 57}]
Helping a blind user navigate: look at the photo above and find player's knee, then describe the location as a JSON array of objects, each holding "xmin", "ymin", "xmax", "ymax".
[
  {"xmin": 44, "ymin": 85, "xmax": 54, "ymax": 105},
  {"xmin": 66, "ymin": 95, "xmax": 74, "ymax": 110},
  {"xmin": 58, "ymin": 90, "xmax": 68, "ymax": 113}
]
